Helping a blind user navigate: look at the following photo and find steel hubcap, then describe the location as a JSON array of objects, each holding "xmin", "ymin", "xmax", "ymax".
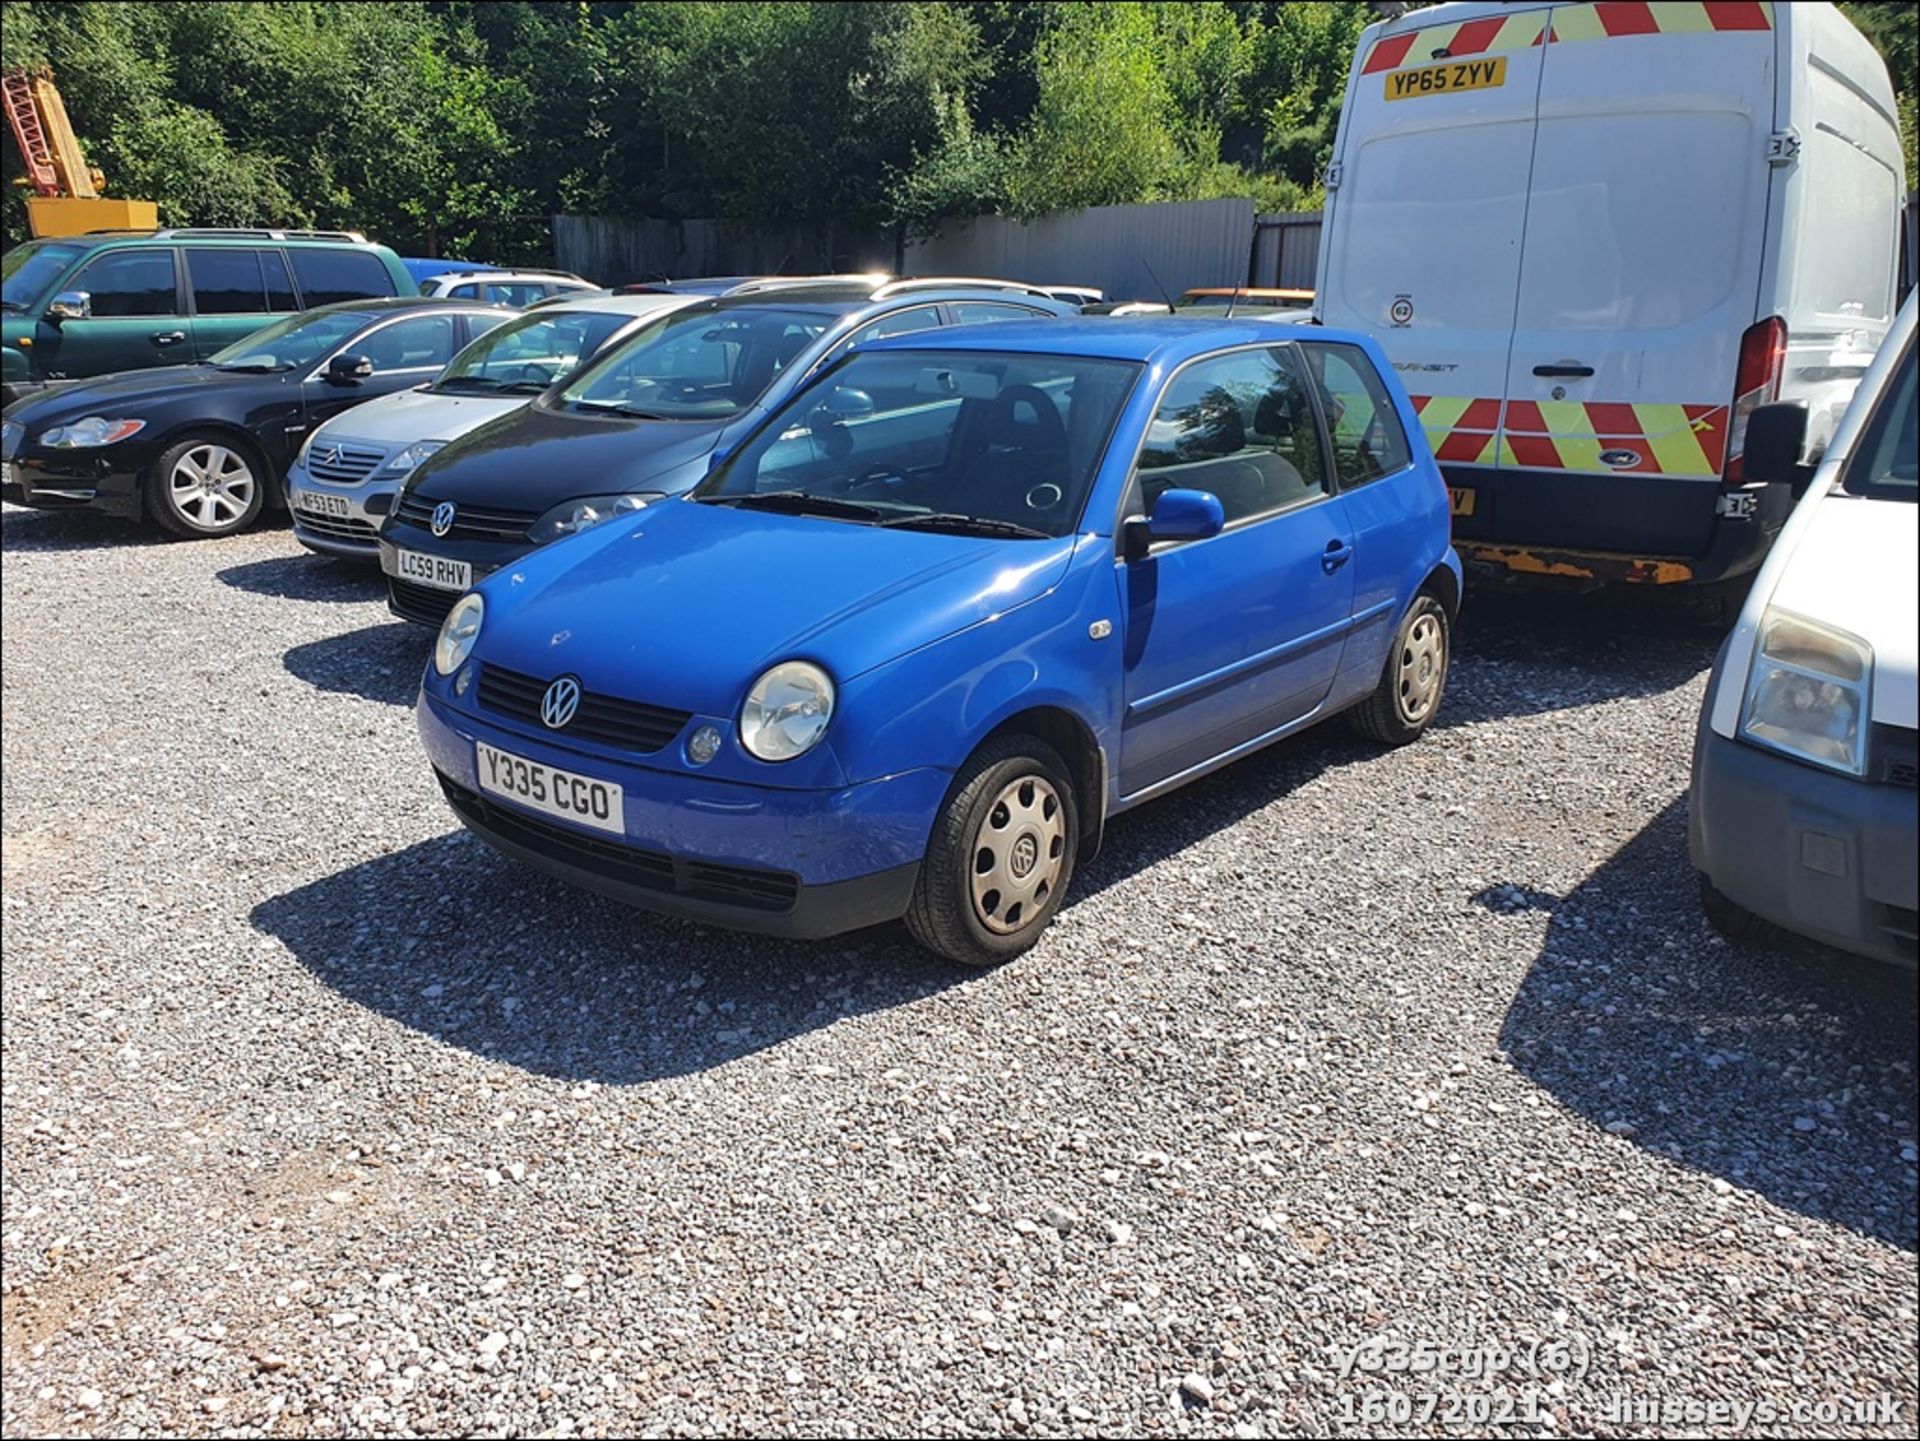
[
  {"xmin": 1398, "ymin": 612, "xmax": 1444, "ymax": 722},
  {"xmin": 970, "ymin": 774, "xmax": 1065, "ymax": 935},
  {"xmin": 168, "ymin": 445, "xmax": 255, "ymax": 530}
]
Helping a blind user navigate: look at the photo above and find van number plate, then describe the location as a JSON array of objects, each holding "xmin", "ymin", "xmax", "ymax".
[
  {"xmin": 1385, "ymin": 56, "xmax": 1507, "ymax": 102},
  {"xmin": 1447, "ymin": 487, "xmax": 1476, "ymax": 518}
]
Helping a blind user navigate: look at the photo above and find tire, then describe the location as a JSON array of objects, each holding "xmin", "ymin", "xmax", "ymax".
[
  {"xmin": 1350, "ymin": 591, "xmax": 1450, "ymax": 745},
  {"xmin": 906, "ymin": 735, "xmax": 1079, "ymax": 967},
  {"xmin": 1699, "ymin": 873, "xmax": 1770, "ymax": 944},
  {"xmin": 146, "ymin": 433, "xmax": 267, "ymax": 539}
]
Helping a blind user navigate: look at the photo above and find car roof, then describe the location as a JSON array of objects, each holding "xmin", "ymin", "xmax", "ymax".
[
  {"xmin": 854, "ymin": 315, "xmax": 1369, "ymax": 365},
  {"xmin": 1185, "ymin": 287, "xmax": 1314, "ymax": 300},
  {"xmin": 306, "ymin": 297, "xmax": 506, "ymax": 319},
  {"xmin": 506, "ymin": 292, "xmax": 694, "ymax": 318}
]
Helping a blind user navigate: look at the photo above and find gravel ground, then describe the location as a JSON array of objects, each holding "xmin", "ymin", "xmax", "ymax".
[{"xmin": 2, "ymin": 505, "xmax": 1915, "ymax": 1439}]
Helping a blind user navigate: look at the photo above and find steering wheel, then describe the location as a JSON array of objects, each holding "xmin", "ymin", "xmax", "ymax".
[
  {"xmin": 848, "ymin": 465, "xmax": 909, "ymax": 493},
  {"xmin": 510, "ymin": 362, "xmax": 557, "ymax": 385}
]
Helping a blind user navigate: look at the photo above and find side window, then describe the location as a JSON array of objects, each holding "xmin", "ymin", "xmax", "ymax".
[
  {"xmin": 287, "ymin": 248, "xmax": 396, "ymax": 307},
  {"xmin": 846, "ymin": 305, "xmax": 943, "ymax": 348},
  {"xmin": 949, "ymin": 301, "xmax": 1045, "ymax": 325},
  {"xmin": 1135, "ymin": 346, "xmax": 1326, "ymax": 526},
  {"xmin": 1303, "ymin": 343, "xmax": 1413, "ymax": 488},
  {"xmin": 186, "ymin": 248, "xmax": 269, "ymax": 315},
  {"xmin": 261, "ymin": 251, "xmax": 298, "ymax": 311},
  {"xmin": 73, "ymin": 249, "xmax": 177, "ymax": 317},
  {"xmin": 486, "ymin": 282, "xmax": 546, "ymax": 308},
  {"xmin": 448, "ymin": 282, "xmax": 480, "ymax": 299},
  {"xmin": 463, "ymin": 311, "xmax": 513, "ymax": 345},
  {"xmin": 356, "ymin": 315, "xmax": 457, "ymax": 372}
]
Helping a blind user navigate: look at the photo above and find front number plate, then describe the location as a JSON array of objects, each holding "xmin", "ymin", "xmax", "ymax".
[
  {"xmin": 1385, "ymin": 56, "xmax": 1507, "ymax": 102},
  {"xmin": 295, "ymin": 490, "xmax": 351, "ymax": 518},
  {"xmin": 475, "ymin": 741, "xmax": 625, "ymax": 835},
  {"xmin": 1447, "ymin": 486, "xmax": 1477, "ymax": 518},
  {"xmin": 393, "ymin": 547, "xmax": 472, "ymax": 592}
]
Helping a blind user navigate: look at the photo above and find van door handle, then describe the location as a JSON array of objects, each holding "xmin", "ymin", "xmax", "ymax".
[
  {"xmin": 151, "ymin": 331, "xmax": 187, "ymax": 347},
  {"xmin": 1532, "ymin": 363, "xmax": 1594, "ymax": 378},
  {"xmin": 1322, "ymin": 538, "xmax": 1353, "ymax": 573}
]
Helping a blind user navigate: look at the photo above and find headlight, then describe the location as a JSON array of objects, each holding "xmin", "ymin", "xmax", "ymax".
[
  {"xmin": 1739, "ymin": 608, "xmax": 1871, "ymax": 776},
  {"xmin": 434, "ymin": 592, "xmax": 485, "ymax": 677},
  {"xmin": 375, "ymin": 439, "xmax": 448, "ymax": 479},
  {"xmin": 739, "ymin": 660, "xmax": 834, "ymax": 762},
  {"xmin": 38, "ymin": 416, "xmax": 146, "ymax": 448},
  {"xmin": 527, "ymin": 492, "xmax": 659, "ymax": 544}
]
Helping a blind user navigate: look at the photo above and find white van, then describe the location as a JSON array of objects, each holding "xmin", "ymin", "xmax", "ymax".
[{"xmin": 1315, "ymin": 0, "xmax": 1904, "ymax": 595}]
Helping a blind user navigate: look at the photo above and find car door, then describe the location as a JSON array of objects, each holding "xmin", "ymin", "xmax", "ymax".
[
  {"xmin": 36, "ymin": 246, "xmax": 189, "ymax": 380},
  {"xmin": 184, "ymin": 248, "xmax": 283, "ymax": 361},
  {"xmin": 1317, "ymin": 5, "xmax": 1551, "ymax": 525},
  {"xmin": 1117, "ymin": 345, "xmax": 1356, "ymax": 798}
]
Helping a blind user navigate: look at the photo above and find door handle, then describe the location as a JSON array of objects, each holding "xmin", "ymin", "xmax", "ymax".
[
  {"xmin": 1322, "ymin": 539, "xmax": 1353, "ymax": 574},
  {"xmin": 1532, "ymin": 363, "xmax": 1594, "ymax": 378},
  {"xmin": 151, "ymin": 331, "xmax": 187, "ymax": 346}
]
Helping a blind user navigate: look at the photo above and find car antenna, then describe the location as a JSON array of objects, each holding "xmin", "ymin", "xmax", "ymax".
[{"xmin": 1141, "ymin": 258, "xmax": 1175, "ymax": 315}]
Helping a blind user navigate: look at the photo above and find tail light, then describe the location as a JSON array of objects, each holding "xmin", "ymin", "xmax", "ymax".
[{"xmin": 1723, "ymin": 316, "xmax": 1787, "ymax": 486}]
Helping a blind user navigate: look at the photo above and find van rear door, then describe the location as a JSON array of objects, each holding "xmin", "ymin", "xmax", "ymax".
[
  {"xmin": 1318, "ymin": 3, "xmax": 1553, "ymax": 524},
  {"xmin": 1497, "ymin": 1, "xmax": 1777, "ymax": 557}
]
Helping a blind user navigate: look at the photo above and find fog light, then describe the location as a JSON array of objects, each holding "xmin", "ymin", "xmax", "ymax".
[
  {"xmin": 687, "ymin": 724, "xmax": 723, "ymax": 765},
  {"xmin": 454, "ymin": 662, "xmax": 475, "ymax": 697}
]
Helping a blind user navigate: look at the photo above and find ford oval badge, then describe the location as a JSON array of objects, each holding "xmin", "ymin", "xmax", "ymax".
[{"xmin": 1598, "ymin": 448, "xmax": 1642, "ymax": 469}]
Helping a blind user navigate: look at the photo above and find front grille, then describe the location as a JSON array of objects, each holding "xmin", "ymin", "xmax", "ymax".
[
  {"xmin": 396, "ymin": 493, "xmax": 538, "ymax": 541},
  {"xmin": 1871, "ymin": 725, "xmax": 1917, "ymax": 788},
  {"xmin": 294, "ymin": 511, "xmax": 379, "ymax": 543},
  {"xmin": 438, "ymin": 773, "xmax": 798, "ymax": 913},
  {"xmin": 477, "ymin": 663, "xmax": 690, "ymax": 753},
  {"xmin": 388, "ymin": 576, "xmax": 460, "ymax": 626},
  {"xmin": 305, "ymin": 442, "xmax": 386, "ymax": 485}
]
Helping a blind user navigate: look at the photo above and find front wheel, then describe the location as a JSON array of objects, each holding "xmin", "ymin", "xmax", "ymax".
[
  {"xmin": 1350, "ymin": 592, "xmax": 1450, "ymax": 745},
  {"xmin": 147, "ymin": 434, "xmax": 266, "ymax": 539},
  {"xmin": 906, "ymin": 735, "xmax": 1078, "ymax": 967}
]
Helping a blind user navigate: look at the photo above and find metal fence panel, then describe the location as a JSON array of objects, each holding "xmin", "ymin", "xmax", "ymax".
[
  {"xmin": 903, "ymin": 197, "xmax": 1257, "ymax": 303},
  {"xmin": 1252, "ymin": 211, "xmax": 1322, "ymax": 291}
]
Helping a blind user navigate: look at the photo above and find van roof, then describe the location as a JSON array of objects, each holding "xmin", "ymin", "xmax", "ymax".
[{"xmin": 855, "ymin": 314, "xmax": 1381, "ymax": 367}]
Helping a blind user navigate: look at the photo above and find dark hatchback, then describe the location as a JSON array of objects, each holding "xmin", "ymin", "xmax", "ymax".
[
  {"xmin": 375, "ymin": 279, "xmax": 1072, "ymax": 624},
  {"xmin": 2, "ymin": 298, "xmax": 508, "ymax": 538}
]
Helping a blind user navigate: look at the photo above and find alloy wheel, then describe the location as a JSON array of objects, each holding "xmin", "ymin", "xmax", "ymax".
[{"xmin": 167, "ymin": 444, "xmax": 257, "ymax": 532}]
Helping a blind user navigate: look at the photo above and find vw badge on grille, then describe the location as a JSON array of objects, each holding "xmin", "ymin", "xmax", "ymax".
[
  {"xmin": 430, "ymin": 500, "xmax": 456, "ymax": 537},
  {"xmin": 541, "ymin": 675, "xmax": 582, "ymax": 730}
]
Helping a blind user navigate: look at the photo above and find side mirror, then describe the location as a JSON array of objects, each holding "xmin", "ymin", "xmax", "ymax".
[
  {"xmin": 1742, "ymin": 400, "xmax": 1813, "ymax": 495},
  {"xmin": 325, "ymin": 353, "xmax": 374, "ymax": 385},
  {"xmin": 46, "ymin": 290, "xmax": 91, "ymax": 321},
  {"xmin": 1123, "ymin": 487, "xmax": 1226, "ymax": 560}
]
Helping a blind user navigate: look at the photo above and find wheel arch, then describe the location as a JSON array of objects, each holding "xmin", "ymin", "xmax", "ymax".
[
  {"xmin": 1422, "ymin": 559, "xmax": 1461, "ymax": 618},
  {"xmin": 974, "ymin": 704, "xmax": 1108, "ymax": 861}
]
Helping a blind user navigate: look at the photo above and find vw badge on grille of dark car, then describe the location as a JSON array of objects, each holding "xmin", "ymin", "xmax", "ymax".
[
  {"xmin": 541, "ymin": 675, "xmax": 582, "ymax": 730},
  {"xmin": 431, "ymin": 500, "xmax": 457, "ymax": 537}
]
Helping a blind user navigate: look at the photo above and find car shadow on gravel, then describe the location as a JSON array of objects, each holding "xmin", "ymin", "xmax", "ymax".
[
  {"xmin": 282, "ymin": 622, "xmax": 428, "ymax": 707},
  {"xmin": 1442, "ymin": 584, "xmax": 1724, "ymax": 727},
  {"xmin": 251, "ymin": 831, "xmax": 967, "ymax": 1085},
  {"xmin": 0, "ymin": 504, "xmax": 159, "ymax": 552},
  {"xmin": 1494, "ymin": 795, "xmax": 1918, "ymax": 1251},
  {"xmin": 218, "ymin": 553, "xmax": 386, "ymax": 604}
]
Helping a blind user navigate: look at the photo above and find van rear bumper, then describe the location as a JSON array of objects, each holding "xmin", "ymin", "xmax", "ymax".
[{"xmin": 1445, "ymin": 465, "xmax": 1791, "ymax": 586}]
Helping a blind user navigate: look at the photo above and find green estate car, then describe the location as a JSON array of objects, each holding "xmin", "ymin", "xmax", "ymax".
[{"xmin": 2, "ymin": 228, "xmax": 414, "ymax": 406}]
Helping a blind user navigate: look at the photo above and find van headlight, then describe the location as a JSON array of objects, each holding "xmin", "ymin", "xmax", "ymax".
[
  {"xmin": 434, "ymin": 592, "xmax": 485, "ymax": 677},
  {"xmin": 739, "ymin": 660, "xmax": 834, "ymax": 761},
  {"xmin": 528, "ymin": 492, "xmax": 659, "ymax": 544},
  {"xmin": 39, "ymin": 416, "xmax": 145, "ymax": 448},
  {"xmin": 1738, "ymin": 609, "xmax": 1871, "ymax": 776}
]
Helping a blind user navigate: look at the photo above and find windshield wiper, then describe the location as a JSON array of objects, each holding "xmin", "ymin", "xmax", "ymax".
[
  {"xmin": 215, "ymin": 362, "xmax": 292, "ymax": 374},
  {"xmin": 572, "ymin": 399, "xmax": 676, "ymax": 419},
  {"xmin": 434, "ymin": 375, "xmax": 506, "ymax": 392},
  {"xmin": 703, "ymin": 490, "xmax": 888, "ymax": 521},
  {"xmin": 0, "ymin": 299, "xmax": 23, "ymax": 313},
  {"xmin": 876, "ymin": 512, "xmax": 1050, "ymax": 539}
]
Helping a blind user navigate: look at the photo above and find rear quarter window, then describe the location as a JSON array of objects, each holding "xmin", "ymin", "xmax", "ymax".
[
  {"xmin": 288, "ymin": 248, "xmax": 397, "ymax": 307},
  {"xmin": 1303, "ymin": 342, "xmax": 1413, "ymax": 487}
]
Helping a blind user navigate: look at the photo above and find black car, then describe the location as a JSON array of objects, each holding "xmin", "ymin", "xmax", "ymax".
[
  {"xmin": 376, "ymin": 278, "xmax": 1072, "ymax": 624},
  {"xmin": 1, "ymin": 298, "xmax": 511, "ymax": 539}
]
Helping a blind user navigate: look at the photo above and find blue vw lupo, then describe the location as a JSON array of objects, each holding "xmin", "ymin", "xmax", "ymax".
[{"xmin": 415, "ymin": 318, "xmax": 1461, "ymax": 966}]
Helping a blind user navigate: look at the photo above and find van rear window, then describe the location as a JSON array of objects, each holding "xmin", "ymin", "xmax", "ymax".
[{"xmin": 288, "ymin": 249, "xmax": 396, "ymax": 307}]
